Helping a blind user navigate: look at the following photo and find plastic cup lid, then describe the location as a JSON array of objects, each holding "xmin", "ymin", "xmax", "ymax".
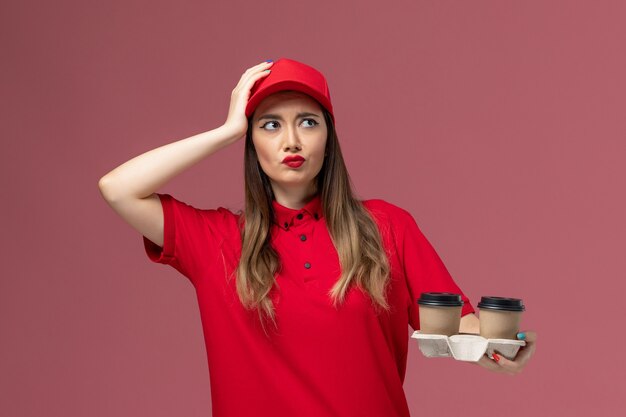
[
  {"xmin": 477, "ymin": 296, "xmax": 525, "ymax": 312},
  {"xmin": 417, "ymin": 292, "xmax": 464, "ymax": 307}
]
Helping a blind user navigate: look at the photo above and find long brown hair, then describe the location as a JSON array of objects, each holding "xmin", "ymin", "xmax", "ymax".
[{"xmin": 233, "ymin": 103, "xmax": 391, "ymax": 336}]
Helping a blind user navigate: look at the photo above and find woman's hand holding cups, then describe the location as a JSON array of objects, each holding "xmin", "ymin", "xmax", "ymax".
[{"xmin": 474, "ymin": 330, "xmax": 538, "ymax": 375}]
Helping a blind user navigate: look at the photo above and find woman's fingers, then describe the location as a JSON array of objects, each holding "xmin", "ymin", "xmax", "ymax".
[
  {"xmin": 242, "ymin": 64, "xmax": 273, "ymax": 97},
  {"xmin": 484, "ymin": 330, "xmax": 538, "ymax": 375},
  {"xmin": 230, "ymin": 61, "xmax": 273, "ymax": 114},
  {"xmin": 491, "ymin": 351, "xmax": 521, "ymax": 375},
  {"xmin": 475, "ymin": 354, "xmax": 508, "ymax": 373},
  {"xmin": 474, "ymin": 351, "xmax": 519, "ymax": 375},
  {"xmin": 513, "ymin": 330, "xmax": 537, "ymax": 363},
  {"xmin": 471, "ymin": 330, "xmax": 538, "ymax": 375},
  {"xmin": 519, "ymin": 330, "xmax": 537, "ymax": 343},
  {"xmin": 223, "ymin": 60, "xmax": 274, "ymax": 137},
  {"xmin": 235, "ymin": 60, "xmax": 273, "ymax": 92}
]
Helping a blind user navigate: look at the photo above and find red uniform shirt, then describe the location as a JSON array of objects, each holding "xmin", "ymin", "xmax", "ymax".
[{"xmin": 143, "ymin": 193, "xmax": 475, "ymax": 417}]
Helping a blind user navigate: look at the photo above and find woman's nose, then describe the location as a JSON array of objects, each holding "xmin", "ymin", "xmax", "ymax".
[{"xmin": 283, "ymin": 126, "xmax": 301, "ymax": 151}]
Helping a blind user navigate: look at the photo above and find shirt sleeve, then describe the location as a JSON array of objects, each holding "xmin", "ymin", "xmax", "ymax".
[
  {"xmin": 142, "ymin": 193, "xmax": 235, "ymax": 286},
  {"xmin": 399, "ymin": 209, "xmax": 475, "ymax": 331}
]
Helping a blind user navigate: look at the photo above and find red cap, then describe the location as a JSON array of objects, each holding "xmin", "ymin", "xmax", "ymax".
[{"xmin": 245, "ymin": 58, "xmax": 335, "ymax": 125}]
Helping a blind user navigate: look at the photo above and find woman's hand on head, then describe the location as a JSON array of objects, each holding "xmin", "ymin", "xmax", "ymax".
[
  {"xmin": 470, "ymin": 330, "xmax": 537, "ymax": 375},
  {"xmin": 222, "ymin": 60, "xmax": 274, "ymax": 141}
]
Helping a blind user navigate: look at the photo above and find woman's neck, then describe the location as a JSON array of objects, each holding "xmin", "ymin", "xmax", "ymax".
[{"xmin": 271, "ymin": 183, "xmax": 318, "ymax": 210}]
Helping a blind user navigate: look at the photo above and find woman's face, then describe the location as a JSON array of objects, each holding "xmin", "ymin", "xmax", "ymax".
[{"xmin": 251, "ymin": 91, "xmax": 328, "ymax": 195}]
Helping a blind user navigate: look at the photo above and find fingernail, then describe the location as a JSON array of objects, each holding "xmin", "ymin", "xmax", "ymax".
[
  {"xmin": 492, "ymin": 353, "xmax": 500, "ymax": 363},
  {"xmin": 517, "ymin": 332, "xmax": 526, "ymax": 340},
  {"xmin": 265, "ymin": 59, "xmax": 273, "ymax": 63}
]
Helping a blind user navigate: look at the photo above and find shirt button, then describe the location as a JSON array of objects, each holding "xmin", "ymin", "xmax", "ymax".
[
  {"xmin": 314, "ymin": 213, "xmax": 319, "ymax": 220},
  {"xmin": 304, "ymin": 262, "xmax": 311, "ymax": 269},
  {"xmin": 297, "ymin": 213, "xmax": 303, "ymax": 220},
  {"xmin": 300, "ymin": 234, "xmax": 307, "ymax": 241},
  {"xmin": 284, "ymin": 222, "xmax": 289, "ymax": 228}
]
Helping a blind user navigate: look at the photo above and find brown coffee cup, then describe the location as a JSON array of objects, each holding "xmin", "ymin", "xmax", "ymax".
[
  {"xmin": 477, "ymin": 296, "xmax": 525, "ymax": 340},
  {"xmin": 417, "ymin": 292, "xmax": 464, "ymax": 336}
]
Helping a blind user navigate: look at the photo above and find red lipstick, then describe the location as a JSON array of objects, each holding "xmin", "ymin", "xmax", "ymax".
[{"xmin": 283, "ymin": 155, "xmax": 305, "ymax": 168}]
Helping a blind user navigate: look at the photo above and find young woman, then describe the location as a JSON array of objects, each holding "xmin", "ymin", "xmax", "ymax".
[{"xmin": 99, "ymin": 58, "xmax": 537, "ymax": 417}]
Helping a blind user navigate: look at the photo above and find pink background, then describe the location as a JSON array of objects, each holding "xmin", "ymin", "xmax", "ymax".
[{"xmin": 2, "ymin": 0, "xmax": 625, "ymax": 415}]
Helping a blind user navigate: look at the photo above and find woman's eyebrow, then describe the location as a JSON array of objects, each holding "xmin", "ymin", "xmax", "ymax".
[{"xmin": 257, "ymin": 112, "xmax": 321, "ymax": 121}]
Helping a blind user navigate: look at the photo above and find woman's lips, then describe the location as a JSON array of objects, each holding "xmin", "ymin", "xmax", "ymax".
[
  {"xmin": 284, "ymin": 160, "xmax": 304, "ymax": 168},
  {"xmin": 283, "ymin": 155, "xmax": 305, "ymax": 168}
]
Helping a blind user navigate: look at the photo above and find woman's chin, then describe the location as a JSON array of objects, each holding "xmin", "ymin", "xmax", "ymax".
[{"xmin": 270, "ymin": 177, "xmax": 315, "ymax": 188}]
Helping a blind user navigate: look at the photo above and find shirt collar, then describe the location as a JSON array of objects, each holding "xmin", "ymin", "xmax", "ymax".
[{"xmin": 272, "ymin": 194, "xmax": 323, "ymax": 230}]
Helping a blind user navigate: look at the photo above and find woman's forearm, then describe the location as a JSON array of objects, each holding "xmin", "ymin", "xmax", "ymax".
[{"xmin": 98, "ymin": 124, "xmax": 242, "ymax": 201}]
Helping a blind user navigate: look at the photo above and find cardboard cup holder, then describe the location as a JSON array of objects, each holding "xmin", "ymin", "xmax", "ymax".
[{"xmin": 411, "ymin": 331, "xmax": 526, "ymax": 362}]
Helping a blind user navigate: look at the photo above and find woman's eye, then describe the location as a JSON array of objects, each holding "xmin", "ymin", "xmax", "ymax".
[
  {"xmin": 260, "ymin": 119, "xmax": 318, "ymax": 131},
  {"xmin": 261, "ymin": 121, "xmax": 280, "ymax": 130}
]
